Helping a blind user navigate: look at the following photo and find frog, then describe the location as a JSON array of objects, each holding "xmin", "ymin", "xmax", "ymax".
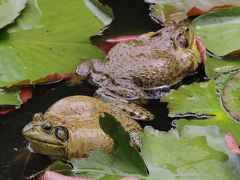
[
  {"xmin": 75, "ymin": 22, "xmax": 201, "ymax": 101},
  {"xmin": 22, "ymin": 96, "xmax": 153, "ymax": 160}
]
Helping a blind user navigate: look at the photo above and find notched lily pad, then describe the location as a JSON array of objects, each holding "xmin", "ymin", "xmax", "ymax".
[
  {"xmin": 0, "ymin": 0, "xmax": 27, "ymax": 29},
  {"xmin": 194, "ymin": 7, "xmax": 240, "ymax": 56},
  {"xmin": 161, "ymin": 80, "xmax": 240, "ymax": 143},
  {"xmin": 222, "ymin": 72, "xmax": 240, "ymax": 121}
]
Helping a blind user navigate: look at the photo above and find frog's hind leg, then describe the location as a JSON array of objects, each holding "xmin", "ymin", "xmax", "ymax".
[{"xmin": 108, "ymin": 102, "xmax": 154, "ymax": 121}]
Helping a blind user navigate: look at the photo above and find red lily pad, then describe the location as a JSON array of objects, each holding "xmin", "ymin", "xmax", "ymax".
[{"xmin": 224, "ymin": 132, "xmax": 240, "ymax": 154}]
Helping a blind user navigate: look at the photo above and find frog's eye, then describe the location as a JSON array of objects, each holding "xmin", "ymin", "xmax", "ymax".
[
  {"xmin": 55, "ymin": 127, "xmax": 69, "ymax": 142},
  {"xmin": 176, "ymin": 34, "xmax": 189, "ymax": 48},
  {"xmin": 42, "ymin": 122, "xmax": 53, "ymax": 133}
]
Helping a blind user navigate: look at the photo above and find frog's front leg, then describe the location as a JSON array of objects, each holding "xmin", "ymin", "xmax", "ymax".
[{"xmin": 70, "ymin": 59, "xmax": 104, "ymax": 86}]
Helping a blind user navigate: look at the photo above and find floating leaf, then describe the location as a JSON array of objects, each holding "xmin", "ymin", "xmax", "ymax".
[
  {"xmin": 194, "ymin": 7, "xmax": 240, "ymax": 56},
  {"xmin": 0, "ymin": 89, "xmax": 21, "ymax": 106},
  {"xmin": 215, "ymin": 72, "xmax": 236, "ymax": 96},
  {"xmin": 142, "ymin": 125, "xmax": 240, "ymax": 179},
  {"xmin": 205, "ymin": 56, "xmax": 240, "ymax": 78},
  {"xmin": 0, "ymin": 88, "xmax": 32, "ymax": 115},
  {"xmin": 0, "ymin": 0, "xmax": 27, "ymax": 29},
  {"xmin": 161, "ymin": 80, "xmax": 240, "ymax": 143},
  {"xmin": 222, "ymin": 72, "xmax": 240, "ymax": 121},
  {"xmin": 49, "ymin": 113, "xmax": 147, "ymax": 179},
  {"xmin": 0, "ymin": 0, "xmax": 113, "ymax": 87},
  {"xmin": 144, "ymin": 0, "xmax": 240, "ymax": 23}
]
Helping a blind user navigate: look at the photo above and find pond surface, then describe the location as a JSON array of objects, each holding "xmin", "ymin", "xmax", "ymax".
[{"xmin": 0, "ymin": 0, "xmax": 206, "ymax": 179}]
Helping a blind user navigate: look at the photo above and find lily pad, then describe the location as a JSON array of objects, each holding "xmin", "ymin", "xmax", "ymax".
[
  {"xmin": 194, "ymin": 7, "xmax": 240, "ymax": 56},
  {"xmin": 0, "ymin": 89, "xmax": 21, "ymax": 106},
  {"xmin": 144, "ymin": 0, "xmax": 240, "ymax": 23},
  {"xmin": 161, "ymin": 80, "xmax": 240, "ymax": 143},
  {"xmin": 222, "ymin": 72, "xmax": 240, "ymax": 121},
  {"xmin": 205, "ymin": 55, "xmax": 240, "ymax": 78},
  {"xmin": 0, "ymin": 0, "xmax": 113, "ymax": 87},
  {"xmin": 0, "ymin": 0, "xmax": 27, "ymax": 29},
  {"xmin": 142, "ymin": 126, "xmax": 240, "ymax": 180},
  {"xmin": 49, "ymin": 113, "xmax": 148, "ymax": 179},
  {"xmin": 215, "ymin": 72, "xmax": 236, "ymax": 96}
]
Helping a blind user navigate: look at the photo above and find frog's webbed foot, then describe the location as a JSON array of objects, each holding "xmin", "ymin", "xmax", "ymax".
[{"xmin": 108, "ymin": 102, "xmax": 154, "ymax": 121}]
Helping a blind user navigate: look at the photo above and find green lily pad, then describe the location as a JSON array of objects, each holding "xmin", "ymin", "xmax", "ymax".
[
  {"xmin": 0, "ymin": 0, "xmax": 113, "ymax": 87},
  {"xmin": 222, "ymin": 72, "xmax": 240, "ymax": 121},
  {"xmin": 142, "ymin": 126, "xmax": 240, "ymax": 180},
  {"xmin": 215, "ymin": 72, "xmax": 236, "ymax": 96},
  {"xmin": 144, "ymin": 0, "xmax": 240, "ymax": 23},
  {"xmin": 161, "ymin": 80, "xmax": 240, "ymax": 143},
  {"xmin": 0, "ymin": 89, "xmax": 21, "ymax": 106},
  {"xmin": 194, "ymin": 7, "xmax": 240, "ymax": 56},
  {"xmin": 0, "ymin": 0, "xmax": 27, "ymax": 29},
  {"xmin": 205, "ymin": 55, "xmax": 240, "ymax": 78},
  {"xmin": 49, "ymin": 113, "xmax": 148, "ymax": 179}
]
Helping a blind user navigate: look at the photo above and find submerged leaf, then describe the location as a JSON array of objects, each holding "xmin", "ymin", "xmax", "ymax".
[
  {"xmin": 194, "ymin": 7, "xmax": 240, "ymax": 56},
  {"xmin": 142, "ymin": 126, "xmax": 240, "ymax": 179},
  {"xmin": 145, "ymin": 0, "xmax": 240, "ymax": 23},
  {"xmin": 0, "ymin": 0, "xmax": 113, "ymax": 87},
  {"xmin": 0, "ymin": 0, "xmax": 27, "ymax": 29},
  {"xmin": 161, "ymin": 80, "xmax": 240, "ymax": 143}
]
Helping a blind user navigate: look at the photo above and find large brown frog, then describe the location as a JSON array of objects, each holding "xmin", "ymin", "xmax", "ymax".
[
  {"xmin": 76, "ymin": 22, "xmax": 201, "ymax": 101},
  {"xmin": 22, "ymin": 96, "xmax": 148, "ymax": 160}
]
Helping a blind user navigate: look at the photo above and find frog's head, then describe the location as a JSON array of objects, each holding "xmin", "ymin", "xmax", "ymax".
[
  {"xmin": 154, "ymin": 21, "xmax": 202, "ymax": 70},
  {"xmin": 22, "ymin": 113, "xmax": 69, "ymax": 159}
]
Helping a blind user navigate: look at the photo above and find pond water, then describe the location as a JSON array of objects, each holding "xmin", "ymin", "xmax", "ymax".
[{"xmin": 0, "ymin": 0, "xmax": 206, "ymax": 179}]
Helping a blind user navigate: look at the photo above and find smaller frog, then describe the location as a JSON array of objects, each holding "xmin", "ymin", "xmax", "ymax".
[
  {"xmin": 75, "ymin": 22, "xmax": 201, "ymax": 102},
  {"xmin": 22, "ymin": 96, "xmax": 153, "ymax": 159}
]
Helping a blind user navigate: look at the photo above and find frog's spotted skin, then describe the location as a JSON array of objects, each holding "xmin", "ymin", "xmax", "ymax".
[
  {"xmin": 76, "ymin": 22, "xmax": 201, "ymax": 101},
  {"xmin": 22, "ymin": 96, "xmax": 143, "ymax": 159}
]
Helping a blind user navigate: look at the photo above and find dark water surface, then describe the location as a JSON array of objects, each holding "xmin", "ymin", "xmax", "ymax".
[{"xmin": 0, "ymin": 0, "xmax": 205, "ymax": 179}]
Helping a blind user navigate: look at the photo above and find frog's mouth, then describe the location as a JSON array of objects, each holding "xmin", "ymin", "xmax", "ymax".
[
  {"xmin": 27, "ymin": 138, "xmax": 66, "ymax": 157},
  {"xmin": 25, "ymin": 137, "xmax": 63, "ymax": 146}
]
